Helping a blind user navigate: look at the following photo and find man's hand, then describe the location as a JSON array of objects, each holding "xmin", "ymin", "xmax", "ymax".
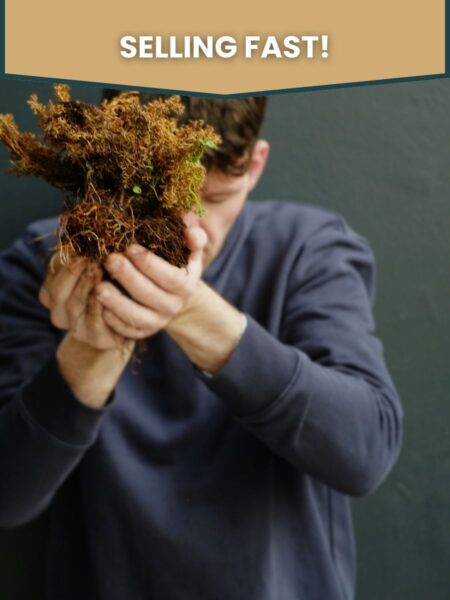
[
  {"xmin": 95, "ymin": 226, "xmax": 245, "ymax": 375},
  {"xmin": 95, "ymin": 227, "xmax": 207, "ymax": 339},
  {"xmin": 39, "ymin": 256, "xmax": 126, "ymax": 350},
  {"xmin": 38, "ymin": 256, "xmax": 134, "ymax": 409}
]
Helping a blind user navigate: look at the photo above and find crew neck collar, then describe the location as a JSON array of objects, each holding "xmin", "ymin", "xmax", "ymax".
[{"xmin": 202, "ymin": 202, "xmax": 252, "ymax": 285}]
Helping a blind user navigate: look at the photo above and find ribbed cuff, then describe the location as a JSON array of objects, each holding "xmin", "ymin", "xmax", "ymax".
[
  {"xmin": 196, "ymin": 315, "xmax": 299, "ymax": 417},
  {"xmin": 20, "ymin": 355, "xmax": 111, "ymax": 446}
]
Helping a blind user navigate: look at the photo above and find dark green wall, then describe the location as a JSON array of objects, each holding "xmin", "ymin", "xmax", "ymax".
[
  {"xmin": 261, "ymin": 80, "xmax": 450, "ymax": 599},
  {"xmin": 1, "ymin": 78, "xmax": 450, "ymax": 599}
]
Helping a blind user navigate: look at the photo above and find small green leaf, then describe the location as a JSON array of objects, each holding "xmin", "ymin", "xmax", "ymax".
[
  {"xmin": 146, "ymin": 159, "xmax": 154, "ymax": 172},
  {"xmin": 197, "ymin": 139, "xmax": 218, "ymax": 150},
  {"xmin": 133, "ymin": 185, "xmax": 142, "ymax": 194},
  {"xmin": 204, "ymin": 139, "xmax": 218, "ymax": 149}
]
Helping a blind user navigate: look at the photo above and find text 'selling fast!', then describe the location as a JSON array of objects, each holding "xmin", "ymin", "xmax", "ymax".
[{"xmin": 119, "ymin": 35, "xmax": 330, "ymax": 60}]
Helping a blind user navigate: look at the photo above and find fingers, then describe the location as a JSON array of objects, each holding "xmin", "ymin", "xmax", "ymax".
[
  {"xmin": 96, "ymin": 282, "xmax": 161, "ymax": 331},
  {"xmin": 39, "ymin": 253, "xmax": 133, "ymax": 350},
  {"xmin": 102, "ymin": 309, "xmax": 147, "ymax": 339},
  {"xmin": 43, "ymin": 231, "xmax": 205, "ymax": 343},
  {"xmin": 184, "ymin": 226, "xmax": 208, "ymax": 254},
  {"xmin": 97, "ymin": 232, "xmax": 206, "ymax": 339},
  {"xmin": 66, "ymin": 267, "xmax": 102, "ymax": 331},
  {"xmin": 84, "ymin": 295, "xmax": 127, "ymax": 349},
  {"xmin": 184, "ymin": 227, "xmax": 207, "ymax": 276},
  {"xmin": 39, "ymin": 256, "xmax": 91, "ymax": 329},
  {"xmin": 121, "ymin": 247, "xmax": 190, "ymax": 295},
  {"xmin": 39, "ymin": 256, "xmax": 85, "ymax": 309},
  {"xmin": 121, "ymin": 227, "xmax": 205, "ymax": 295},
  {"xmin": 103, "ymin": 254, "xmax": 181, "ymax": 313}
]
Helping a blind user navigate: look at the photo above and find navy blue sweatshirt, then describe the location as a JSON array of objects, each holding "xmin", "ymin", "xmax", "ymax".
[{"xmin": 0, "ymin": 201, "xmax": 402, "ymax": 600}]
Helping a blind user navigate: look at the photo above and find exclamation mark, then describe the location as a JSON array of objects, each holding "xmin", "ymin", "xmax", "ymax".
[{"xmin": 321, "ymin": 35, "xmax": 329, "ymax": 58}]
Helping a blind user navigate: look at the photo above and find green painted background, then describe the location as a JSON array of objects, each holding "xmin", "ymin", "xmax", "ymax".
[{"xmin": 1, "ymin": 78, "xmax": 449, "ymax": 599}]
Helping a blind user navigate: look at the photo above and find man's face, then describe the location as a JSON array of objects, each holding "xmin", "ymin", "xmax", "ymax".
[
  {"xmin": 184, "ymin": 140, "xmax": 270, "ymax": 270},
  {"xmin": 185, "ymin": 169, "xmax": 252, "ymax": 270}
]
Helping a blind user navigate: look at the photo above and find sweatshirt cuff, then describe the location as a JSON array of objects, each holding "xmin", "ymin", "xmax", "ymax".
[
  {"xmin": 20, "ymin": 355, "xmax": 111, "ymax": 446},
  {"xmin": 196, "ymin": 315, "xmax": 299, "ymax": 417}
]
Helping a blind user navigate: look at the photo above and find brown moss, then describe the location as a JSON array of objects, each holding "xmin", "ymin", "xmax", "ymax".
[{"xmin": 0, "ymin": 85, "xmax": 220, "ymax": 267}]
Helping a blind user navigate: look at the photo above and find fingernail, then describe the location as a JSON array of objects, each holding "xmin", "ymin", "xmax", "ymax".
[
  {"xmin": 127, "ymin": 244, "xmax": 145, "ymax": 256},
  {"xmin": 97, "ymin": 287, "xmax": 110, "ymax": 300}
]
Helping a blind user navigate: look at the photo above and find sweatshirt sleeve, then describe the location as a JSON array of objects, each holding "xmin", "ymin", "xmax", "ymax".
[
  {"xmin": 0, "ymin": 223, "xmax": 109, "ymax": 527},
  {"xmin": 199, "ymin": 215, "xmax": 403, "ymax": 497}
]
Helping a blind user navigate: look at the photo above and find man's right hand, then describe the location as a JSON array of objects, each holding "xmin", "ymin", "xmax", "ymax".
[
  {"xmin": 39, "ymin": 255, "xmax": 127, "ymax": 350},
  {"xmin": 38, "ymin": 255, "xmax": 134, "ymax": 409}
]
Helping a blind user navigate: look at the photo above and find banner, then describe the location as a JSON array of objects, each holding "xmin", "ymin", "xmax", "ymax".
[{"xmin": 2, "ymin": 0, "xmax": 446, "ymax": 94}]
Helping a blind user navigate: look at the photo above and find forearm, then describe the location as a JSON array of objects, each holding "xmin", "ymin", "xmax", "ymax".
[
  {"xmin": 0, "ymin": 334, "xmax": 133, "ymax": 527},
  {"xmin": 179, "ymin": 312, "xmax": 402, "ymax": 497},
  {"xmin": 0, "ymin": 352, "xmax": 113, "ymax": 527},
  {"xmin": 165, "ymin": 281, "xmax": 245, "ymax": 374}
]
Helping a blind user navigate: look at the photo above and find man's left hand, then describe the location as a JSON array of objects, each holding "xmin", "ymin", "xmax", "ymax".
[{"xmin": 95, "ymin": 227, "xmax": 207, "ymax": 339}]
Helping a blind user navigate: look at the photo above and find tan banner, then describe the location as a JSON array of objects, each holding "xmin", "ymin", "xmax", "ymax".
[{"xmin": 4, "ymin": 0, "xmax": 445, "ymax": 94}]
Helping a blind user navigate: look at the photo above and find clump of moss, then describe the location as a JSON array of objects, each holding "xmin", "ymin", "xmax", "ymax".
[{"xmin": 0, "ymin": 85, "xmax": 220, "ymax": 267}]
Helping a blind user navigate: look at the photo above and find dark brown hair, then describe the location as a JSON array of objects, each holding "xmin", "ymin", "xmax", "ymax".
[{"xmin": 103, "ymin": 90, "xmax": 267, "ymax": 175}]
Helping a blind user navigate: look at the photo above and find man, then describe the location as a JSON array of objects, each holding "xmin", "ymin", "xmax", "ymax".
[{"xmin": 0, "ymin": 94, "xmax": 402, "ymax": 599}]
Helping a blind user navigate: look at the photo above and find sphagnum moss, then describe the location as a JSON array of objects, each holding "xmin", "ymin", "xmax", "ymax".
[{"xmin": 0, "ymin": 85, "xmax": 220, "ymax": 267}]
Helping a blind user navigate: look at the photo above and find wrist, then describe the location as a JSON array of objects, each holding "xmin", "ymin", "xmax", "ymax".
[
  {"xmin": 166, "ymin": 281, "xmax": 245, "ymax": 374},
  {"xmin": 56, "ymin": 333, "xmax": 134, "ymax": 409},
  {"xmin": 199, "ymin": 314, "xmax": 248, "ymax": 378}
]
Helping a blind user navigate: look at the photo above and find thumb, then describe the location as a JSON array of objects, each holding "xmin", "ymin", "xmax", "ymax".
[{"xmin": 184, "ymin": 226, "xmax": 208, "ymax": 255}]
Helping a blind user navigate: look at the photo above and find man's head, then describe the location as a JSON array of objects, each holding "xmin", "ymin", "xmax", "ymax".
[{"xmin": 102, "ymin": 90, "xmax": 270, "ymax": 268}]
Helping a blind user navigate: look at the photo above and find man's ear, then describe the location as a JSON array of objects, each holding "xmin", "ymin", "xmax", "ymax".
[{"xmin": 248, "ymin": 140, "xmax": 270, "ymax": 192}]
